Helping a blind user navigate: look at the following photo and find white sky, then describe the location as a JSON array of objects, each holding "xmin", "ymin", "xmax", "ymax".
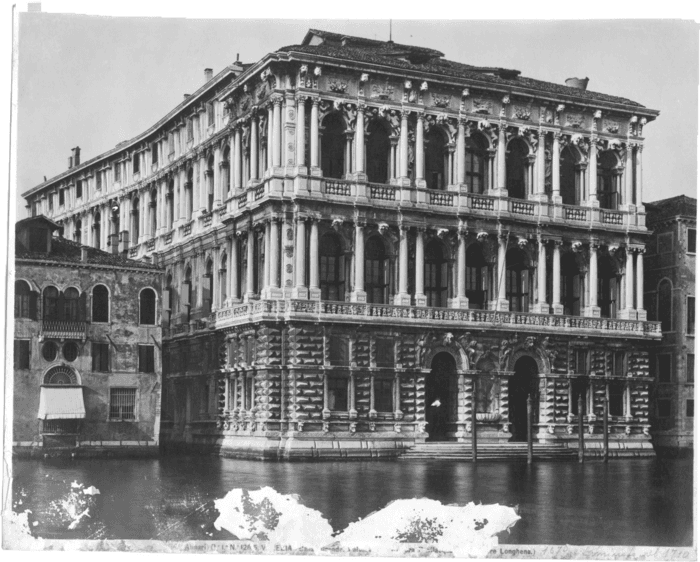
[{"xmin": 11, "ymin": 6, "xmax": 700, "ymax": 222}]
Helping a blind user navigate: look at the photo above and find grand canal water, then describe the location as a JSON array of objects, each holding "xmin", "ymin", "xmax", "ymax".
[{"xmin": 12, "ymin": 456, "xmax": 693, "ymax": 546}]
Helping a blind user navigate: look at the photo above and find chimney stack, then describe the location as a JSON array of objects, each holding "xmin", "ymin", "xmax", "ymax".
[
  {"xmin": 565, "ymin": 77, "xmax": 589, "ymax": 90},
  {"xmin": 204, "ymin": 68, "xmax": 213, "ymax": 82},
  {"xmin": 184, "ymin": 94, "xmax": 190, "ymax": 100},
  {"xmin": 68, "ymin": 156, "xmax": 73, "ymax": 169},
  {"xmin": 72, "ymin": 146, "xmax": 81, "ymax": 166}
]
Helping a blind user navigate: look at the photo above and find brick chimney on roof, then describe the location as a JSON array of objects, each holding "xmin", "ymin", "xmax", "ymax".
[
  {"xmin": 205, "ymin": 68, "xmax": 213, "ymax": 82},
  {"xmin": 72, "ymin": 146, "xmax": 80, "ymax": 166}
]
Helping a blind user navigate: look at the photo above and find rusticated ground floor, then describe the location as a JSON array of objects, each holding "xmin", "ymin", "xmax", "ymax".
[{"xmin": 160, "ymin": 322, "xmax": 656, "ymax": 460}]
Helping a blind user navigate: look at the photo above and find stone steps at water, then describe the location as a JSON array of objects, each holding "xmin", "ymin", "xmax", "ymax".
[{"xmin": 401, "ymin": 442, "xmax": 578, "ymax": 461}]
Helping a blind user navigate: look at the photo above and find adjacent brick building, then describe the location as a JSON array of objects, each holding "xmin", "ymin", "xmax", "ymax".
[
  {"xmin": 22, "ymin": 29, "xmax": 662, "ymax": 460},
  {"xmin": 13, "ymin": 216, "xmax": 163, "ymax": 456},
  {"xmin": 644, "ymin": 195, "xmax": 696, "ymax": 456}
]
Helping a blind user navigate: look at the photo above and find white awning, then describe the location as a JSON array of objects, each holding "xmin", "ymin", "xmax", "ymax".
[{"xmin": 38, "ymin": 386, "xmax": 86, "ymax": 420}]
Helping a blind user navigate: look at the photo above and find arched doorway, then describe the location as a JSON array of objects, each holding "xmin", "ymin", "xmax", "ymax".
[
  {"xmin": 366, "ymin": 120, "xmax": 390, "ymax": 183},
  {"xmin": 321, "ymin": 113, "xmax": 345, "ymax": 179},
  {"xmin": 426, "ymin": 352, "xmax": 458, "ymax": 441},
  {"xmin": 425, "ymin": 128, "xmax": 447, "ymax": 190},
  {"xmin": 509, "ymin": 355, "xmax": 539, "ymax": 441}
]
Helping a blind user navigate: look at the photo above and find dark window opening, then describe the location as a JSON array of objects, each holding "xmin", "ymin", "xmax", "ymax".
[
  {"xmin": 464, "ymin": 134, "xmax": 488, "ymax": 193},
  {"xmin": 329, "ymin": 335, "xmax": 349, "ymax": 366},
  {"xmin": 321, "ymin": 113, "xmax": 346, "ymax": 179},
  {"xmin": 560, "ymin": 145, "xmax": 579, "ymax": 205},
  {"xmin": 63, "ymin": 342, "xmax": 78, "ymax": 362},
  {"xmin": 43, "ymin": 286, "xmax": 59, "ymax": 320},
  {"xmin": 14, "ymin": 281, "xmax": 37, "ymax": 319},
  {"xmin": 133, "ymin": 153, "xmax": 140, "ymax": 174},
  {"xmin": 366, "ymin": 120, "xmax": 390, "ymax": 184},
  {"xmin": 140, "ymin": 288, "xmax": 156, "ymax": 325},
  {"xmin": 365, "ymin": 237, "xmax": 388, "ymax": 304},
  {"xmin": 561, "ymin": 253, "xmax": 582, "ymax": 316},
  {"xmin": 374, "ymin": 379, "xmax": 393, "ymax": 412},
  {"xmin": 506, "ymin": 138, "xmax": 529, "ymax": 200},
  {"xmin": 42, "ymin": 341, "xmax": 58, "ymax": 362},
  {"xmin": 465, "ymin": 244, "xmax": 487, "ymax": 309},
  {"xmin": 110, "ymin": 388, "xmax": 136, "ymax": 420},
  {"xmin": 687, "ymin": 399, "xmax": 694, "ymax": 418},
  {"xmin": 138, "ymin": 345, "xmax": 155, "ymax": 373},
  {"xmin": 14, "ymin": 340, "xmax": 30, "ymax": 369},
  {"xmin": 609, "ymin": 382, "xmax": 624, "ymax": 417},
  {"xmin": 76, "ymin": 180, "xmax": 83, "ymax": 199},
  {"xmin": 506, "ymin": 248, "xmax": 529, "ymax": 312},
  {"xmin": 320, "ymin": 233, "xmax": 345, "ymax": 300},
  {"xmin": 688, "ymin": 228, "xmax": 696, "ymax": 254},
  {"xmin": 328, "ymin": 377, "xmax": 348, "ymax": 411},
  {"xmin": 571, "ymin": 378, "xmax": 587, "ymax": 416},
  {"xmin": 376, "ymin": 338, "xmax": 395, "ymax": 368},
  {"xmin": 92, "ymin": 285, "xmax": 109, "ymax": 322},
  {"xmin": 92, "ymin": 342, "xmax": 110, "ymax": 372},
  {"xmin": 687, "ymin": 354, "xmax": 694, "ymax": 383},
  {"xmin": 688, "ymin": 296, "xmax": 695, "ymax": 335},
  {"xmin": 425, "ymin": 128, "xmax": 447, "ymax": 190},
  {"xmin": 598, "ymin": 255, "xmax": 618, "ymax": 319},
  {"xmin": 425, "ymin": 239, "xmax": 449, "ymax": 307},
  {"xmin": 597, "ymin": 150, "xmax": 620, "ymax": 210}
]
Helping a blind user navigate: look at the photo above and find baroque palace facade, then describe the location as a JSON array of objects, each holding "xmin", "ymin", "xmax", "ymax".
[{"xmin": 23, "ymin": 29, "xmax": 661, "ymax": 459}]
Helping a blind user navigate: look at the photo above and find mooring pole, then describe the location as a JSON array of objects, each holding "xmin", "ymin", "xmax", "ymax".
[
  {"xmin": 603, "ymin": 383, "xmax": 609, "ymax": 462},
  {"xmin": 578, "ymin": 395, "xmax": 585, "ymax": 463},
  {"xmin": 527, "ymin": 394, "xmax": 533, "ymax": 464},
  {"xmin": 471, "ymin": 376, "xmax": 477, "ymax": 463}
]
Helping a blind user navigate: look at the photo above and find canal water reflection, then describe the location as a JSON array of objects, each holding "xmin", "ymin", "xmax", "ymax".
[{"xmin": 12, "ymin": 457, "xmax": 692, "ymax": 546}]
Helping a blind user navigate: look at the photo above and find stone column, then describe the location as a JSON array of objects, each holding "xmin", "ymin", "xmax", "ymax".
[
  {"xmin": 292, "ymin": 217, "xmax": 308, "ymax": 299},
  {"xmin": 310, "ymin": 99, "xmax": 319, "ymax": 169},
  {"xmin": 354, "ymin": 104, "xmax": 365, "ymax": 177},
  {"xmin": 309, "ymin": 219, "xmax": 320, "ymax": 299},
  {"xmin": 536, "ymin": 131, "xmax": 546, "ymax": 199},
  {"xmin": 213, "ymin": 144, "xmax": 222, "ymax": 208},
  {"xmin": 272, "ymin": 97, "xmax": 282, "ymax": 167},
  {"xmin": 636, "ymin": 248, "xmax": 646, "ymax": 320},
  {"xmin": 587, "ymin": 137, "xmax": 599, "ymax": 206},
  {"xmin": 230, "ymin": 234, "xmax": 240, "ymax": 302},
  {"xmin": 199, "ymin": 154, "xmax": 208, "ymax": 211},
  {"xmin": 457, "ymin": 119, "xmax": 466, "ymax": 187},
  {"xmin": 552, "ymin": 133, "xmax": 562, "ymax": 203},
  {"xmin": 245, "ymin": 228, "xmax": 255, "ymax": 301},
  {"xmin": 415, "ymin": 113, "xmax": 425, "ymax": 188},
  {"xmin": 635, "ymin": 145, "xmax": 643, "ymax": 209},
  {"xmin": 296, "ymin": 96, "xmax": 306, "ymax": 168},
  {"xmin": 351, "ymin": 222, "xmax": 366, "ymax": 302},
  {"xmin": 533, "ymin": 237, "xmax": 550, "ymax": 313},
  {"xmin": 494, "ymin": 233, "xmax": 509, "ymax": 311},
  {"xmin": 399, "ymin": 110, "xmax": 410, "ymax": 186},
  {"xmin": 394, "ymin": 226, "xmax": 411, "ymax": 305},
  {"xmin": 552, "ymin": 240, "xmax": 563, "ymax": 314},
  {"xmin": 452, "ymin": 231, "xmax": 469, "ymax": 309},
  {"xmin": 266, "ymin": 107, "xmax": 274, "ymax": 173},
  {"xmin": 620, "ymin": 246, "xmax": 636, "ymax": 319},
  {"xmin": 160, "ymin": 182, "xmax": 168, "ymax": 235},
  {"xmin": 414, "ymin": 228, "xmax": 426, "ymax": 306},
  {"xmin": 262, "ymin": 222, "xmax": 271, "ymax": 298},
  {"xmin": 233, "ymin": 127, "xmax": 243, "ymax": 190},
  {"xmin": 585, "ymin": 243, "xmax": 601, "ymax": 317},
  {"xmin": 496, "ymin": 124, "xmax": 507, "ymax": 195},
  {"xmin": 250, "ymin": 115, "xmax": 259, "ymax": 182},
  {"xmin": 270, "ymin": 218, "xmax": 281, "ymax": 298}
]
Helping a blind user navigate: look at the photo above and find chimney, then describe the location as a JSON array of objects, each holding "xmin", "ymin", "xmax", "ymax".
[
  {"xmin": 81, "ymin": 247, "xmax": 89, "ymax": 262},
  {"xmin": 68, "ymin": 156, "xmax": 73, "ymax": 169},
  {"xmin": 72, "ymin": 146, "xmax": 81, "ymax": 166},
  {"xmin": 204, "ymin": 68, "xmax": 213, "ymax": 82},
  {"xmin": 184, "ymin": 94, "xmax": 190, "ymax": 100},
  {"xmin": 565, "ymin": 77, "xmax": 589, "ymax": 90}
]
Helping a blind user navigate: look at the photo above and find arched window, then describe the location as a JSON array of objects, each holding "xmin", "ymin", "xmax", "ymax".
[
  {"xmin": 207, "ymin": 156, "xmax": 215, "ymax": 212},
  {"xmin": 222, "ymin": 148, "xmax": 231, "ymax": 196},
  {"xmin": 560, "ymin": 145, "xmax": 580, "ymax": 206},
  {"xmin": 320, "ymin": 233, "xmax": 344, "ymax": 301},
  {"xmin": 506, "ymin": 138, "xmax": 529, "ymax": 200},
  {"xmin": 43, "ymin": 286, "xmax": 59, "ymax": 320},
  {"xmin": 425, "ymin": 128, "xmax": 447, "ymax": 190},
  {"xmin": 321, "ymin": 113, "xmax": 346, "ymax": 179},
  {"xmin": 425, "ymin": 240, "xmax": 449, "ymax": 307},
  {"xmin": 365, "ymin": 237, "xmax": 388, "ymax": 304},
  {"xmin": 93, "ymin": 212, "xmax": 101, "ymax": 249},
  {"xmin": 658, "ymin": 279, "xmax": 673, "ymax": 332},
  {"xmin": 465, "ymin": 244, "xmax": 488, "ymax": 309},
  {"xmin": 167, "ymin": 181, "xmax": 175, "ymax": 229},
  {"xmin": 150, "ymin": 189, "xmax": 158, "ymax": 237},
  {"xmin": 140, "ymin": 288, "xmax": 156, "ymax": 325},
  {"xmin": 184, "ymin": 266, "xmax": 193, "ymax": 322},
  {"xmin": 15, "ymin": 280, "xmax": 37, "ymax": 319},
  {"xmin": 598, "ymin": 255, "xmax": 619, "ymax": 319},
  {"xmin": 598, "ymin": 150, "xmax": 620, "ymax": 210},
  {"xmin": 561, "ymin": 253, "xmax": 582, "ymax": 316},
  {"xmin": 131, "ymin": 197, "xmax": 140, "ymax": 243},
  {"xmin": 44, "ymin": 365, "xmax": 78, "ymax": 385},
  {"xmin": 506, "ymin": 248, "xmax": 529, "ymax": 312},
  {"xmin": 92, "ymin": 284, "xmax": 109, "ymax": 323},
  {"xmin": 366, "ymin": 120, "xmax": 390, "ymax": 184},
  {"xmin": 63, "ymin": 287, "xmax": 80, "ymax": 321},
  {"xmin": 219, "ymin": 255, "xmax": 228, "ymax": 304},
  {"xmin": 74, "ymin": 219, "xmax": 82, "ymax": 244},
  {"xmin": 464, "ymin": 134, "xmax": 488, "ymax": 193}
]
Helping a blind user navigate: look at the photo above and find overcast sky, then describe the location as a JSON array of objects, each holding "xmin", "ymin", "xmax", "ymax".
[{"xmin": 14, "ymin": 13, "xmax": 699, "ymax": 219}]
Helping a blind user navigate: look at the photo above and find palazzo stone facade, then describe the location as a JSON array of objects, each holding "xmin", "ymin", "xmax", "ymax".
[{"xmin": 23, "ymin": 29, "xmax": 661, "ymax": 459}]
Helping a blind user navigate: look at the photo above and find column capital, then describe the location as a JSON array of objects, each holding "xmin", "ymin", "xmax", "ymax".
[
  {"xmin": 295, "ymin": 93, "xmax": 308, "ymax": 104},
  {"xmin": 271, "ymin": 94, "xmax": 284, "ymax": 107}
]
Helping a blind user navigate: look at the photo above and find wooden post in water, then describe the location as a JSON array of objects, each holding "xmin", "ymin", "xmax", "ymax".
[
  {"xmin": 578, "ymin": 395, "xmax": 585, "ymax": 463},
  {"xmin": 527, "ymin": 394, "xmax": 533, "ymax": 464},
  {"xmin": 471, "ymin": 376, "xmax": 477, "ymax": 463},
  {"xmin": 603, "ymin": 383, "xmax": 609, "ymax": 462}
]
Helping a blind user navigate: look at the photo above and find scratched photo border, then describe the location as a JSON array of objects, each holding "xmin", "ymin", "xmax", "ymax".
[{"xmin": 2, "ymin": 2, "xmax": 698, "ymax": 561}]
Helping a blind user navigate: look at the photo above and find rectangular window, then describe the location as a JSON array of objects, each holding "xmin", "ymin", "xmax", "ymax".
[
  {"xmin": 688, "ymin": 354, "xmax": 694, "ymax": 383},
  {"xmin": 687, "ymin": 399, "xmax": 694, "ymax": 418},
  {"xmin": 138, "ymin": 345, "xmax": 155, "ymax": 373},
  {"xmin": 328, "ymin": 377, "xmax": 348, "ymax": 411},
  {"xmin": 59, "ymin": 189, "xmax": 65, "ymax": 206},
  {"xmin": 657, "ymin": 354, "xmax": 672, "ymax": 383},
  {"xmin": 207, "ymin": 102, "xmax": 215, "ymax": 126},
  {"xmin": 657, "ymin": 399, "xmax": 671, "ymax": 418},
  {"xmin": 609, "ymin": 382, "xmax": 625, "ymax": 417},
  {"xmin": 611, "ymin": 351, "xmax": 627, "ymax": 377},
  {"xmin": 374, "ymin": 378, "xmax": 393, "ymax": 412},
  {"xmin": 688, "ymin": 228, "xmax": 696, "ymax": 254},
  {"xmin": 151, "ymin": 143, "xmax": 159, "ymax": 164},
  {"xmin": 376, "ymin": 338, "xmax": 395, "ymax": 367},
  {"xmin": 187, "ymin": 119, "xmax": 194, "ymax": 140},
  {"xmin": 133, "ymin": 153, "xmax": 140, "ymax": 174},
  {"xmin": 92, "ymin": 342, "xmax": 110, "ymax": 372},
  {"xmin": 243, "ymin": 375, "xmax": 252, "ymax": 410},
  {"xmin": 329, "ymin": 335, "xmax": 349, "ymax": 366},
  {"xmin": 571, "ymin": 379, "xmax": 587, "ymax": 415},
  {"xmin": 114, "ymin": 163, "xmax": 121, "ymax": 182},
  {"xmin": 76, "ymin": 180, "xmax": 83, "ymax": 199},
  {"xmin": 574, "ymin": 349, "xmax": 589, "ymax": 375},
  {"xmin": 688, "ymin": 296, "xmax": 695, "ymax": 335},
  {"xmin": 14, "ymin": 340, "xmax": 30, "ymax": 369},
  {"xmin": 109, "ymin": 388, "xmax": 136, "ymax": 420},
  {"xmin": 96, "ymin": 171, "xmax": 102, "ymax": 191}
]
